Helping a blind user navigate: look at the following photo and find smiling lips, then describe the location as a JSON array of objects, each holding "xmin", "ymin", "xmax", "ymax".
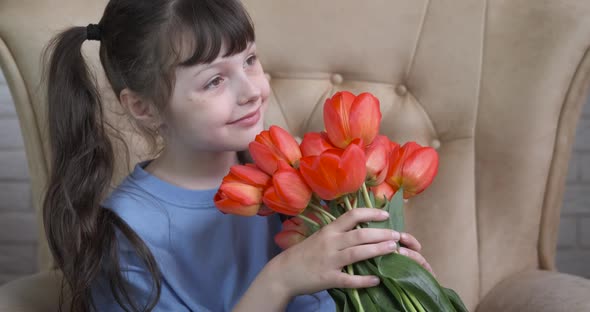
[{"xmin": 228, "ymin": 107, "xmax": 261, "ymax": 127}]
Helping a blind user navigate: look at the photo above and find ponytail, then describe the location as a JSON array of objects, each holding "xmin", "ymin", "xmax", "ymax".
[{"xmin": 42, "ymin": 26, "xmax": 161, "ymax": 312}]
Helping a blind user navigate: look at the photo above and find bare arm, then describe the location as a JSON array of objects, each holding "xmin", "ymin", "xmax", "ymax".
[{"xmin": 232, "ymin": 258, "xmax": 292, "ymax": 312}]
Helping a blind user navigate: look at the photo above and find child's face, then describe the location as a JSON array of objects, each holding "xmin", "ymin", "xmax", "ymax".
[{"xmin": 162, "ymin": 42, "xmax": 270, "ymax": 154}]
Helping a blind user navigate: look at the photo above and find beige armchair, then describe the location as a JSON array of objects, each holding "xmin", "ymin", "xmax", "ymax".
[{"xmin": 1, "ymin": 0, "xmax": 590, "ymax": 311}]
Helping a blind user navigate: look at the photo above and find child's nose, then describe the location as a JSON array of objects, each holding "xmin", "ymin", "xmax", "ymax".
[{"xmin": 237, "ymin": 76, "xmax": 261, "ymax": 106}]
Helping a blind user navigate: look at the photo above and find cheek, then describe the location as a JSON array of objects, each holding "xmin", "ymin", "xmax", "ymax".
[{"xmin": 257, "ymin": 76, "xmax": 271, "ymax": 113}]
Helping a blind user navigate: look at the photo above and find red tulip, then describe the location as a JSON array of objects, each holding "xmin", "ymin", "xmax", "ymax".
[
  {"xmin": 249, "ymin": 126, "xmax": 302, "ymax": 175},
  {"xmin": 274, "ymin": 210, "xmax": 322, "ymax": 249},
  {"xmin": 262, "ymin": 162, "xmax": 312, "ymax": 216},
  {"xmin": 371, "ymin": 181, "xmax": 397, "ymax": 208},
  {"xmin": 224, "ymin": 164, "xmax": 271, "ymax": 187},
  {"xmin": 274, "ymin": 227, "xmax": 307, "ymax": 250},
  {"xmin": 323, "ymin": 91, "xmax": 382, "ymax": 149},
  {"xmin": 365, "ymin": 135, "xmax": 393, "ymax": 186},
  {"xmin": 214, "ymin": 165, "xmax": 270, "ymax": 216},
  {"xmin": 387, "ymin": 142, "xmax": 420, "ymax": 188},
  {"xmin": 299, "ymin": 141, "xmax": 367, "ymax": 200},
  {"xmin": 401, "ymin": 147, "xmax": 439, "ymax": 198},
  {"xmin": 386, "ymin": 142, "xmax": 438, "ymax": 199},
  {"xmin": 300, "ymin": 131, "xmax": 335, "ymax": 157}
]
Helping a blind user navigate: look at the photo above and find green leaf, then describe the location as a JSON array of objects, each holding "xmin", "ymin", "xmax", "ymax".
[
  {"xmin": 328, "ymin": 288, "xmax": 352, "ymax": 312},
  {"xmin": 388, "ymin": 188, "xmax": 405, "ymax": 232},
  {"xmin": 354, "ymin": 262, "xmax": 403, "ymax": 311},
  {"xmin": 345, "ymin": 288, "xmax": 363, "ymax": 312},
  {"xmin": 443, "ymin": 287, "xmax": 469, "ymax": 312},
  {"xmin": 376, "ymin": 253, "xmax": 456, "ymax": 312},
  {"xmin": 363, "ymin": 261, "xmax": 413, "ymax": 311},
  {"xmin": 358, "ymin": 288, "xmax": 379, "ymax": 312}
]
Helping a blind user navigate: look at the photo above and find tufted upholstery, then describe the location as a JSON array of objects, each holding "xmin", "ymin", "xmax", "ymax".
[{"xmin": 1, "ymin": 0, "xmax": 590, "ymax": 311}]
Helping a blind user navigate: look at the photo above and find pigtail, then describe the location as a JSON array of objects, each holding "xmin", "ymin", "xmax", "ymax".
[{"xmin": 42, "ymin": 27, "xmax": 160, "ymax": 312}]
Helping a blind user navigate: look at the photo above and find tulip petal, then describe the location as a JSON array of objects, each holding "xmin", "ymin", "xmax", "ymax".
[
  {"xmin": 387, "ymin": 141, "xmax": 421, "ymax": 188},
  {"xmin": 263, "ymin": 186, "xmax": 305, "ymax": 216},
  {"xmin": 229, "ymin": 165, "xmax": 271, "ymax": 187},
  {"xmin": 370, "ymin": 182, "xmax": 398, "ymax": 208},
  {"xmin": 300, "ymin": 153, "xmax": 340, "ymax": 200},
  {"xmin": 219, "ymin": 182, "xmax": 262, "ymax": 206},
  {"xmin": 274, "ymin": 230, "xmax": 307, "ymax": 249},
  {"xmin": 273, "ymin": 166, "xmax": 312, "ymax": 211},
  {"xmin": 300, "ymin": 132, "xmax": 335, "ymax": 157},
  {"xmin": 324, "ymin": 91, "xmax": 356, "ymax": 148},
  {"xmin": 214, "ymin": 191, "xmax": 260, "ymax": 216},
  {"xmin": 269, "ymin": 126, "xmax": 302, "ymax": 165},
  {"xmin": 249, "ymin": 140, "xmax": 280, "ymax": 175},
  {"xmin": 365, "ymin": 135, "xmax": 391, "ymax": 185},
  {"xmin": 300, "ymin": 143, "xmax": 366, "ymax": 200},
  {"xmin": 249, "ymin": 127, "xmax": 303, "ymax": 175},
  {"xmin": 338, "ymin": 143, "xmax": 367, "ymax": 194},
  {"xmin": 349, "ymin": 92, "xmax": 381, "ymax": 146},
  {"xmin": 402, "ymin": 147, "xmax": 439, "ymax": 198}
]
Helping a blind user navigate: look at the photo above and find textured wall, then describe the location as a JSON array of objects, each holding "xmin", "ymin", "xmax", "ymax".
[
  {"xmin": 0, "ymin": 71, "xmax": 37, "ymax": 284},
  {"xmin": 557, "ymin": 92, "xmax": 590, "ymax": 278}
]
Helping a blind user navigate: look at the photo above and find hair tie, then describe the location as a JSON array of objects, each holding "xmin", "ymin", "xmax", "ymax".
[{"xmin": 86, "ymin": 24, "xmax": 101, "ymax": 41}]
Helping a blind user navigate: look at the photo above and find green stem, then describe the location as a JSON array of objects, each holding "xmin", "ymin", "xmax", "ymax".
[
  {"xmin": 297, "ymin": 214, "xmax": 320, "ymax": 230},
  {"xmin": 343, "ymin": 196, "xmax": 354, "ymax": 211},
  {"xmin": 312, "ymin": 211, "xmax": 328, "ymax": 226},
  {"xmin": 309, "ymin": 203, "xmax": 336, "ymax": 221},
  {"xmin": 346, "ymin": 265, "xmax": 365, "ymax": 312},
  {"xmin": 398, "ymin": 286, "xmax": 418, "ymax": 312},
  {"xmin": 406, "ymin": 290, "xmax": 426, "ymax": 312},
  {"xmin": 361, "ymin": 183, "xmax": 373, "ymax": 209}
]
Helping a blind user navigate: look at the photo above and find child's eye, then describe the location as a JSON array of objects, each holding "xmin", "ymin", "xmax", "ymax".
[
  {"xmin": 205, "ymin": 76, "xmax": 224, "ymax": 90},
  {"xmin": 245, "ymin": 54, "xmax": 258, "ymax": 67}
]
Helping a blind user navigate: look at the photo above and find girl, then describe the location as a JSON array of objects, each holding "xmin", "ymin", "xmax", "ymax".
[{"xmin": 43, "ymin": 0, "xmax": 433, "ymax": 311}]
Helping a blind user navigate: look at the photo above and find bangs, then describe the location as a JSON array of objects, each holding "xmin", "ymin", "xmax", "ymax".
[{"xmin": 171, "ymin": 0, "xmax": 255, "ymax": 66}]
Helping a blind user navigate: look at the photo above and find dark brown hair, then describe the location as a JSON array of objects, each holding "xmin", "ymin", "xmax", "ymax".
[{"xmin": 42, "ymin": 0, "xmax": 255, "ymax": 311}]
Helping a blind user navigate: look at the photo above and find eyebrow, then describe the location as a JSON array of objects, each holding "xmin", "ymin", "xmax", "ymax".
[{"xmin": 192, "ymin": 42, "xmax": 255, "ymax": 78}]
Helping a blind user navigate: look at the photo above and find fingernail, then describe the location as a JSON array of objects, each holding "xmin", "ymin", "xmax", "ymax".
[
  {"xmin": 370, "ymin": 277, "xmax": 380, "ymax": 285},
  {"xmin": 391, "ymin": 231, "xmax": 400, "ymax": 240},
  {"xmin": 388, "ymin": 241, "xmax": 397, "ymax": 250},
  {"xmin": 380, "ymin": 211, "xmax": 389, "ymax": 218},
  {"xmin": 399, "ymin": 247, "xmax": 407, "ymax": 255}
]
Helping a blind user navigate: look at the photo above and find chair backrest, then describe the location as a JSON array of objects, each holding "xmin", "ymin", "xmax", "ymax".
[{"xmin": 1, "ymin": 1, "xmax": 589, "ymax": 310}]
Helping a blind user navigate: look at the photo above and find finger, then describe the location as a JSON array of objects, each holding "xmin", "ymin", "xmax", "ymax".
[
  {"xmin": 328, "ymin": 208, "xmax": 389, "ymax": 232},
  {"xmin": 332, "ymin": 272, "xmax": 381, "ymax": 289},
  {"xmin": 398, "ymin": 247, "xmax": 429, "ymax": 269},
  {"xmin": 336, "ymin": 240, "xmax": 398, "ymax": 267},
  {"xmin": 399, "ymin": 232, "xmax": 422, "ymax": 252},
  {"xmin": 335, "ymin": 228, "xmax": 400, "ymax": 250}
]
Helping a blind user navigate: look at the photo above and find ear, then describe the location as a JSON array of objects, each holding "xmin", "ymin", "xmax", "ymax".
[{"xmin": 119, "ymin": 88, "xmax": 159, "ymax": 126}]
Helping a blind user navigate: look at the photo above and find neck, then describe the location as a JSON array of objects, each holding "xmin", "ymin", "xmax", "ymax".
[{"xmin": 145, "ymin": 148, "xmax": 239, "ymax": 190}]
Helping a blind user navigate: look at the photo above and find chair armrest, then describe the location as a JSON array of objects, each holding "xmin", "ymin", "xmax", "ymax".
[
  {"xmin": 477, "ymin": 270, "xmax": 590, "ymax": 312},
  {"xmin": 0, "ymin": 270, "xmax": 67, "ymax": 312}
]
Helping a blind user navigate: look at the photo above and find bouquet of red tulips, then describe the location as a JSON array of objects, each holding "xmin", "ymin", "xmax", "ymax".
[{"xmin": 214, "ymin": 91, "xmax": 467, "ymax": 311}]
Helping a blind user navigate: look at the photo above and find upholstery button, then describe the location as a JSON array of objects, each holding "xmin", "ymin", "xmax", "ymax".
[
  {"xmin": 330, "ymin": 73, "xmax": 343, "ymax": 85},
  {"xmin": 264, "ymin": 73, "xmax": 272, "ymax": 81},
  {"xmin": 395, "ymin": 84, "xmax": 408, "ymax": 96},
  {"xmin": 431, "ymin": 139, "xmax": 441, "ymax": 150}
]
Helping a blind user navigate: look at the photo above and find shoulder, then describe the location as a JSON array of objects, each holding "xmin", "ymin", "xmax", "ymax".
[{"xmin": 103, "ymin": 177, "xmax": 173, "ymax": 252}]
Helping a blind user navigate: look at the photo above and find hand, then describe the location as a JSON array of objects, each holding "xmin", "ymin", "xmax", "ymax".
[
  {"xmin": 266, "ymin": 208, "xmax": 399, "ymax": 298},
  {"xmin": 397, "ymin": 232, "xmax": 436, "ymax": 277}
]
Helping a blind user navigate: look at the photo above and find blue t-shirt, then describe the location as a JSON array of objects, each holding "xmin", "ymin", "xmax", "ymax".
[{"xmin": 91, "ymin": 161, "xmax": 335, "ymax": 311}]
